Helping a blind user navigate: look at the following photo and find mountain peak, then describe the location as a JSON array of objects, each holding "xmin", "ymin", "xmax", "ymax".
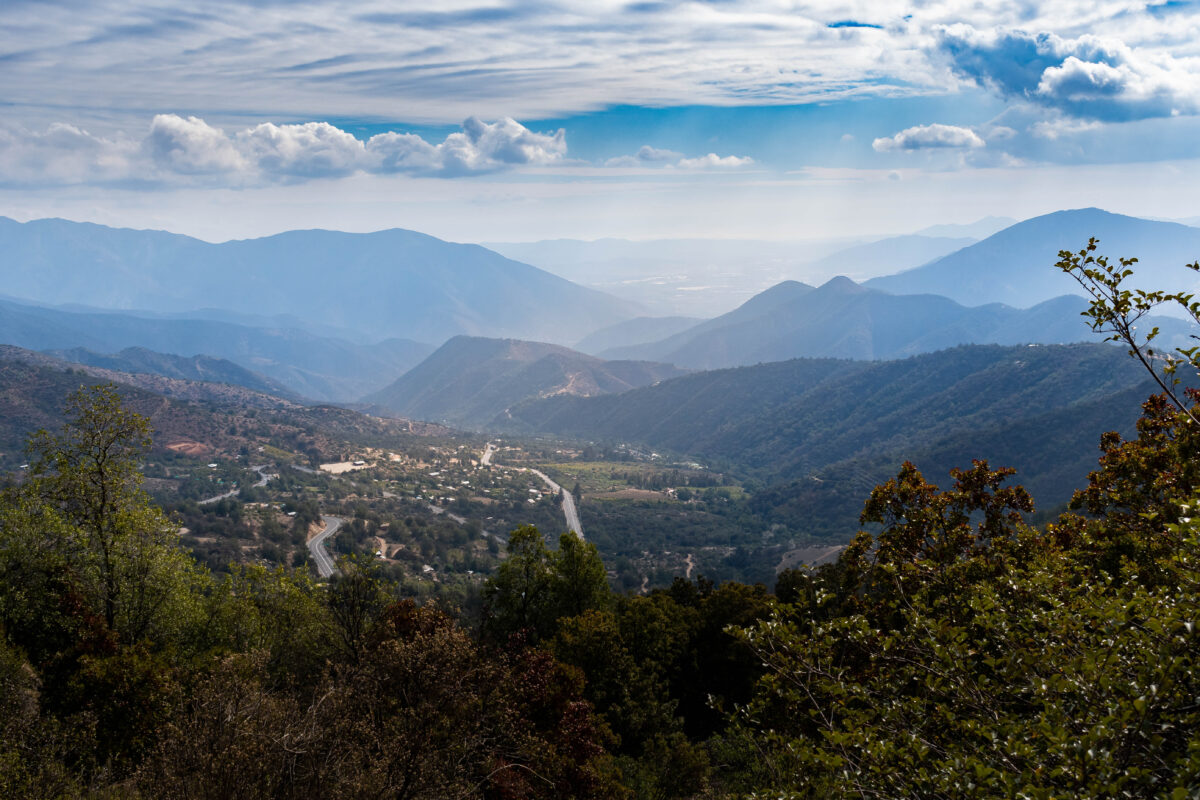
[
  {"xmin": 363, "ymin": 335, "xmax": 687, "ymax": 428},
  {"xmin": 0, "ymin": 216, "xmax": 642, "ymax": 346},
  {"xmin": 866, "ymin": 208, "xmax": 1200, "ymax": 308},
  {"xmin": 816, "ymin": 275, "xmax": 863, "ymax": 293}
]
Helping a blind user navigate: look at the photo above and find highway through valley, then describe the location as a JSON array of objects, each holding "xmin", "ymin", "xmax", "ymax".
[
  {"xmin": 309, "ymin": 515, "xmax": 344, "ymax": 578},
  {"xmin": 481, "ymin": 442, "xmax": 582, "ymax": 538}
]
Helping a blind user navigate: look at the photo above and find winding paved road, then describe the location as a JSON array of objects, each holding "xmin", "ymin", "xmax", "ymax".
[
  {"xmin": 197, "ymin": 464, "xmax": 274, "ymax": 505},
  {"xmin": 479, "ymin": 441, "xmax": 583, "ymax": 538},
  {"xmin": 309, "ymin": 515, "xmax": 343, "ymax": 578},
  {"xmin": 528, "ymin": 468, "xmax": 583, "ymax": 537}
]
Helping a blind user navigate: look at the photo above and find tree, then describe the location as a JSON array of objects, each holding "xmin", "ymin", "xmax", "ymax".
[
  {"xmin": 1056, "ymin": 238, "xmax": 1200, "ymax": 424},
  {"xmin": 719, "ymin": 248, "xmax": 1200, "ymax": 798},
  {"xmin": 327, "ymin": 555, "xmax": 391, "ymax": 668},
  {"xmin": 552, "ymin": 531, "xmax": 609, "ymax": 621},
  {"xmin": 483, "ymin": 526, "xmax": 610, "ymax": 643},
  {"xmin": 18, "ymin": 384, "xmax": 202, "ymax": 645}
]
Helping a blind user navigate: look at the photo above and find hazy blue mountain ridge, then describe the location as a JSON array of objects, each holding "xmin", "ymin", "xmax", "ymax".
[
  {"xmin": 800, "ymin": 235, "xmax": 976, "ymax": 281},
  {"xmin": 45, "ymin": 346, "xmax": 300, "ymax": 401},
  {"xmin": 574, "ymin": 315, "xmax": 705, "ymax": 355},
  {"xmin": 599, "ymin": 275, "xmax": 1196, "ymax": 369},
  {"xmin": 0, "ymin": 217, "xmax": 640, "ymax": 345},
  {"xmin": 866, "ymin": 208, "xmax": 1200, "ymax": 307},
  {"xmin": 0, "ymin": 297, "xmax": 432, "ymax": 401}
]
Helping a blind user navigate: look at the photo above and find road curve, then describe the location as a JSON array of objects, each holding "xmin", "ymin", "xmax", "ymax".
[
  {"xmin": 198, "ymin": 464, "xmax": 273, "ymax": 505},
  {"xmin": 481, "ymin": 442, "xmax": 582, "ymax": 538},
  {"xmin": 528, "ymin": 468, "xmax": 583, "ymax": 538},
  {"xmin": 309, "ymin": 515, "xmax": 343, "ymax": 578}
]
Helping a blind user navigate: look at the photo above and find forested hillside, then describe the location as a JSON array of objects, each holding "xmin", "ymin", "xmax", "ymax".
[
  {"xmin": 0, "ymin": 351, "xmax": 440, "ymax": 469},
  {"xmin": 509, "ymin": 343, "xmax": 1159, "ymax": 537},
  {"xmin": 511, "ymin": 344, "xmax": 1147, "ymax": 475},
  {"xmin": 45, "ymin": 346, "xmax": 299, "ymax": 400},
  {"xmin": 3, "ymin": 348, "xmax": 1200, "ymax": 797}
]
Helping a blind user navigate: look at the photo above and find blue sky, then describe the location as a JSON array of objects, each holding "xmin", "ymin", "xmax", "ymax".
[{"xmin": 2, "ymin": 1, "xmax": 1200, "ymax": 242}]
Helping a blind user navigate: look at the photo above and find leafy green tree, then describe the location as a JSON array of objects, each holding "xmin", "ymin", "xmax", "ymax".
[
  {"xmin": 484, "ymin": 526, "xmax": 610, "ymax": 643},
  {"xmin": 197, "ymin": 564, "xmax": 334, "ymax": 687},
  {"xmin": 327, "ymin": 555, "xmax": 392, "ymax": 668},
  {"xmin": 0, "ymin": 384, "xmax": 212, "ymax": 779},
  {"xmin": 553, "ymin": 530, "xmax": 610, "ymax": 620},
  {"xmin": 1056, "ymin": 237, "xmax": 1200, "ymax": 424},
  {"xmin": 485, "ymin": 525, "xmax": 555, "ymax": 641},
  {"xmin": 19, "ymin": 384, "xmax": 203, "ymax": 645},
  {"xmin": 142, "ymin": 601, "xmax": 625, "ymax": 800},
  {"xmin": 720, "ymin": 248, "xmax": 1200, "ymax": 798},
  {"xmin": 551, "ymin": 599, "xmax": 712, "ymax": 800}
]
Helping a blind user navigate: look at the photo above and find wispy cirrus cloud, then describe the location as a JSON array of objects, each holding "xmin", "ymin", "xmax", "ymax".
[
  {"xmin": 0, "ymin": 114, "xmax": 569, "ymax": 186},
  {"xmin": 0, "ymin": 0, "xmax": 921, "ymax": 127},
  {"xmin": 3, "ymin": 2, "xmax": 1200, "ymax": 135}
]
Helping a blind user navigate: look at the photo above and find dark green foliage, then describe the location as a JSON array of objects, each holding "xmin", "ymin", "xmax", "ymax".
[
  {"xmin": 483, "ymin": 526, "xmax": 611, "ymax": 643},
  {"xmin": 724, "ymin": 386, "xmax": 1200, "ymax": 797}
]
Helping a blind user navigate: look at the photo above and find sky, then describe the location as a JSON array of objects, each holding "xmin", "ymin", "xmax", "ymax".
[{"xmin": 2, "ymin": 0, "xmax": 1200, "ymax": 243}]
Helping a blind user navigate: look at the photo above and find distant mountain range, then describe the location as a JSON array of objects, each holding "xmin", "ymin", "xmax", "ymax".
[
  {"xmin": 799, "ymin": 235, "xmax": 976, "ymax": 282},
  {"xmin": 574, "ymin": 316, "xmax": 704, "ymax": 355},
  {"xmin": 0, "ymin": 297, "xmax": 432, "ymax": 401},
  {"xmin": 596, "ymin": 275, "xmax": 1197, "ymax": 369},
  {"xmin": 486, "ymin": 232, "xmax": 981, "ymax": 317},
  {"xmin": 364, "ymin": 335, "xmax": 689, "ymax": 429},
  {"xmin": 5, "ymin": 207, "xmax": 1198, "ymax": 417},
  {"xmin": 867, "ymin": 208, "xmax": 1200, "ymax": 307},
  {"xmin": 0, "ymin": 217, "xmax": 640, "ymax": 345},
  {"xmin": 45, "ymin": 346, "xmax": 299, "ymax": 400}
]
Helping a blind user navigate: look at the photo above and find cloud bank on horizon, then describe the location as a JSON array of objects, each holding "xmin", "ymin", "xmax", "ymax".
[
  {"xmin": 0, "ymin": 113, "xmax": 757, "ymax": 186},
  {"xmin": 2, "ymin": 0, "xmax": 1200, "ymax": 238}
]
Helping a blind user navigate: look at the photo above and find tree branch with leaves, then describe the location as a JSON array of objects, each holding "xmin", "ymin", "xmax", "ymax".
[{"xmin": 1056, "ymin": 237, "xmax": 1200, "ymax": 425}]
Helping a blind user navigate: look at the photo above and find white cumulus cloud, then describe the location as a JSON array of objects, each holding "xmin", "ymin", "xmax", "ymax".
[
  {"xmin": 872, "ymin": 124, "xmax": 986, "ymax": 152},
  {"xmin": 606, "ymin": 146, "xmax": 752, "ymax": 170},
  {"xmin": 933, "ymin": 25, "xmax": 1200, "ymax": 121},
  {"xmin": 145, "ymin": 115, "xmax": 245, "ymax": 175},
  {"xmin": 0, "ymin": 123, "xmax": 137, "ymax": 185},
  {"xmin": 237, "ymin": 121, "xmax": 365, "ymax": 178},
  {"xmin": 0, "ymin": 114, "xmax": 569, "ymax": 186},
  {"xmin": 605, "ymin": 144, "xmax": 685, "ymax": 167},
  {"xmin": 675, "ymin": 153, "xmax": 755, "ymax": 169},
  {"xmin": 432, "ymin": 117, "xmax": 567, "ymax": 175}
]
